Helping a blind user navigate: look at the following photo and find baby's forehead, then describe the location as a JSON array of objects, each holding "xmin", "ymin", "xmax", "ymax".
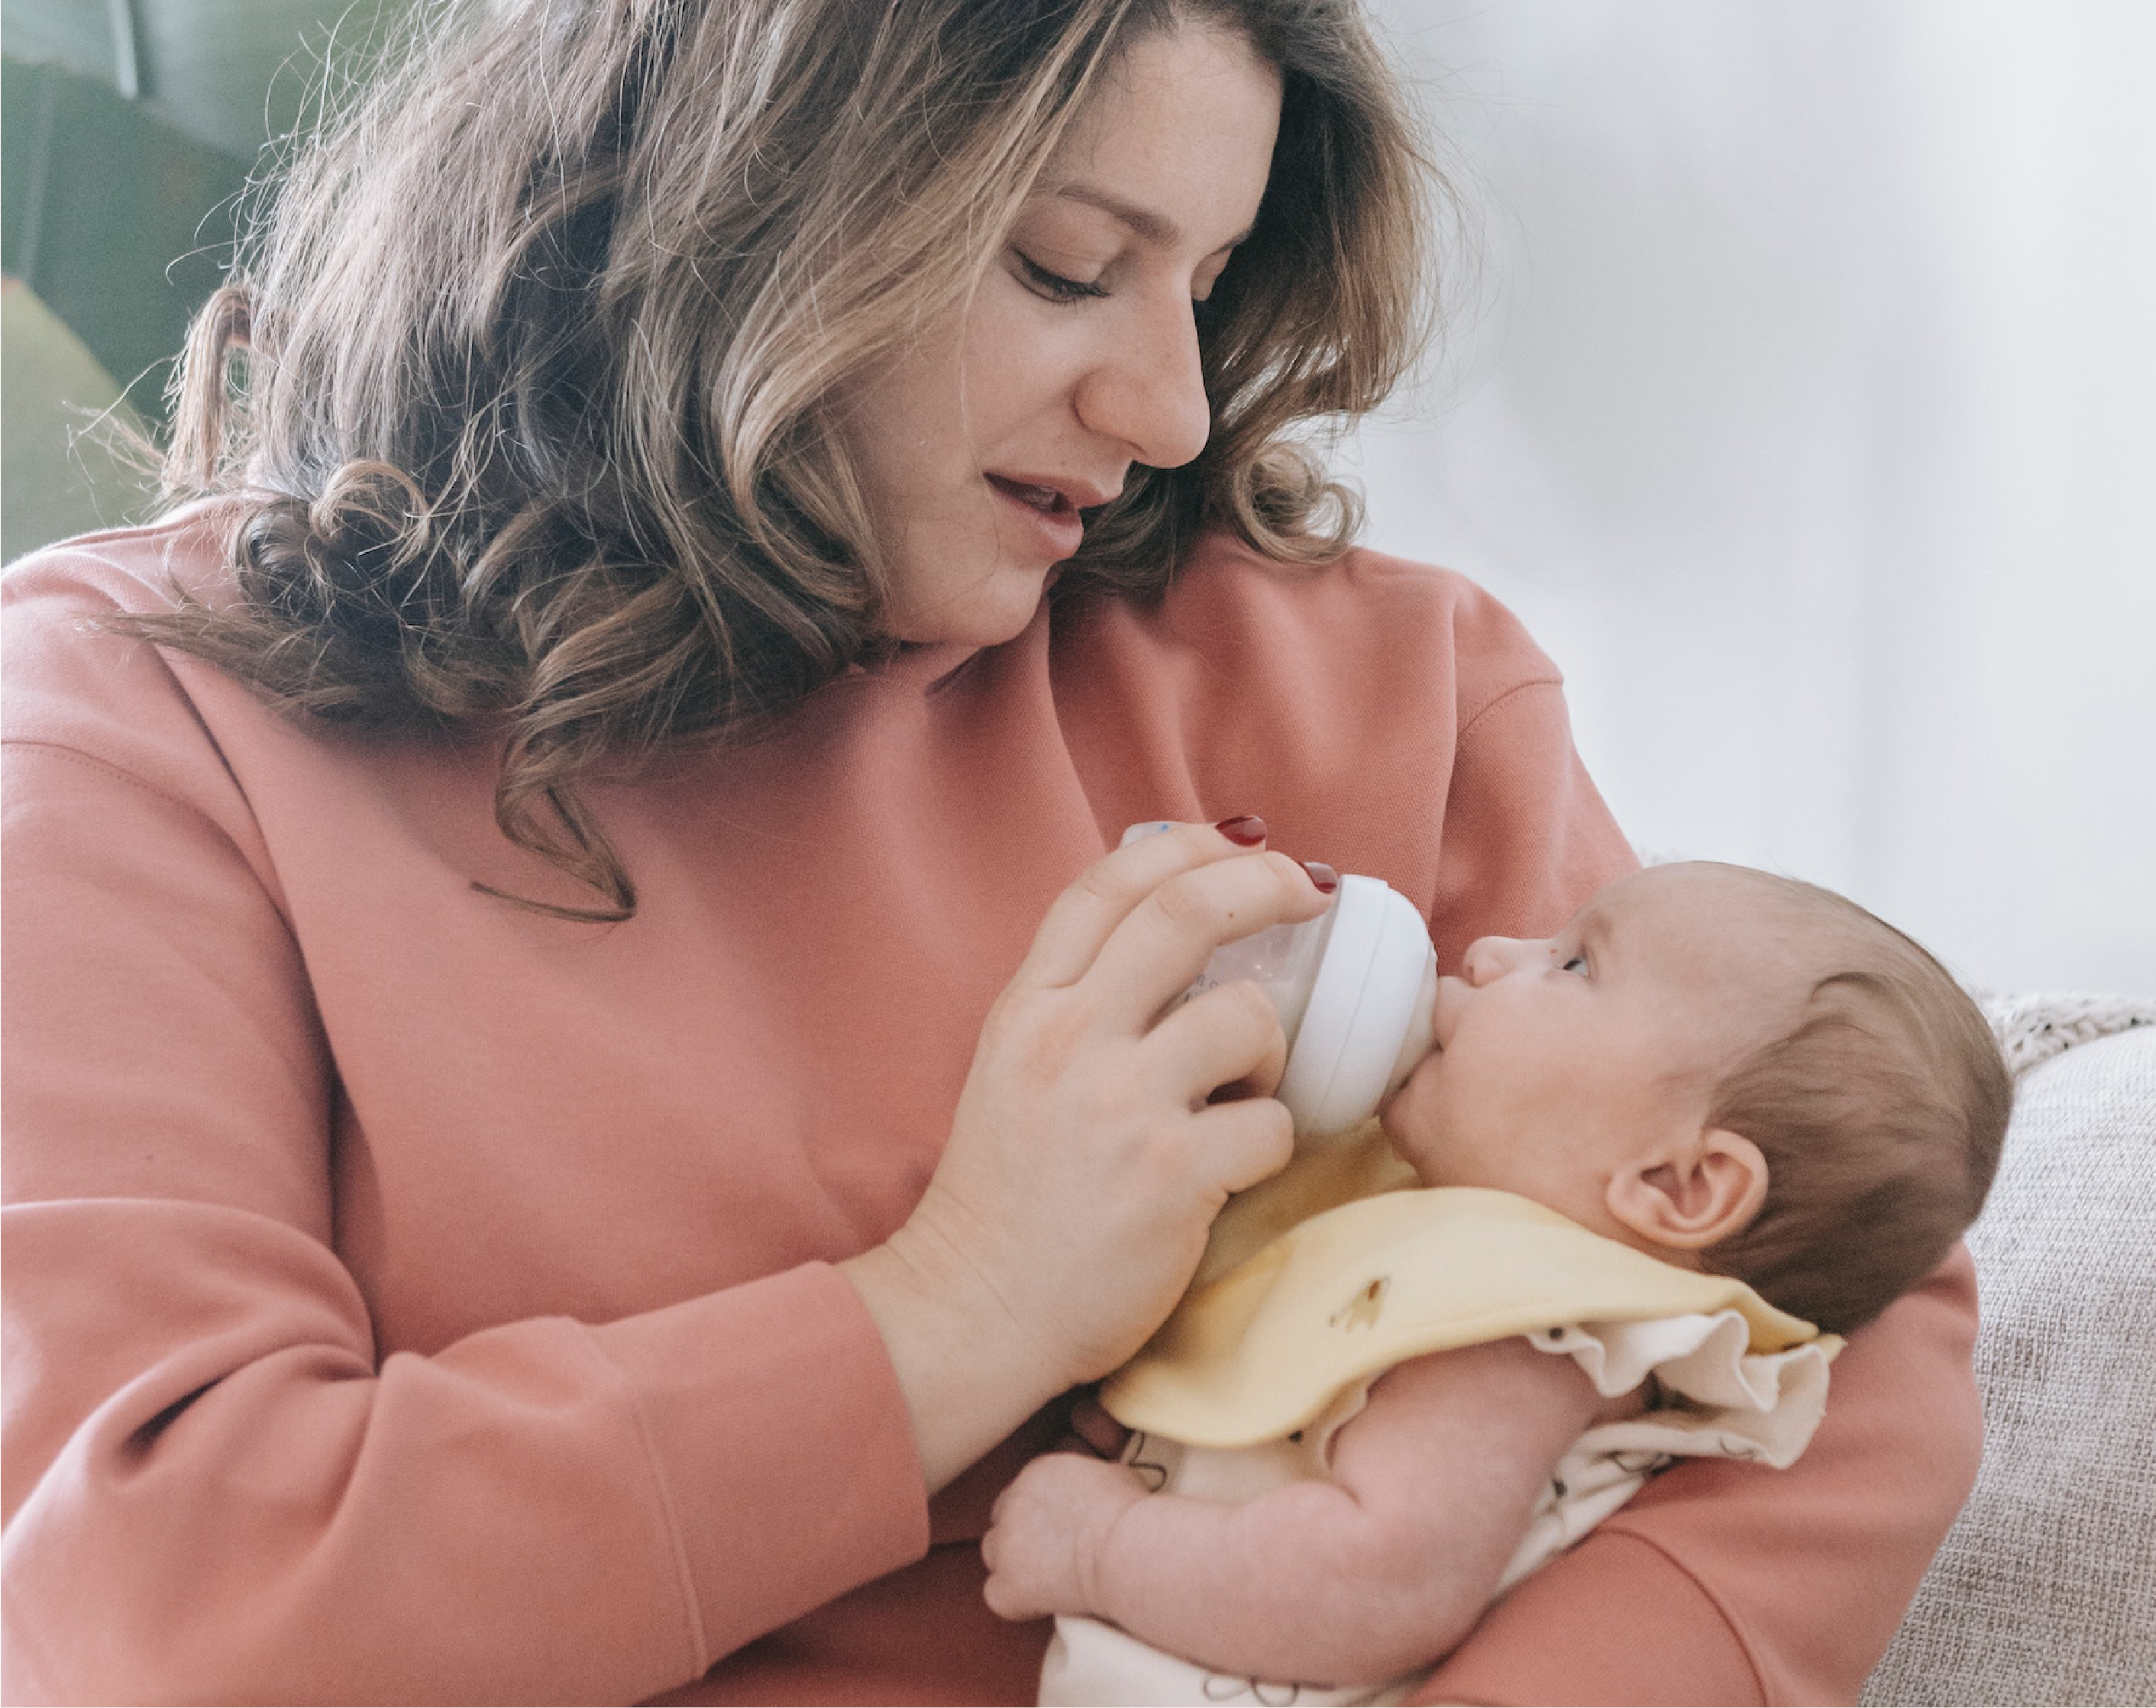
[
  {"xmin": 1595, "ymin": 859, "xmax": 1782, "ymax": 920},
  {"xmin": 1599, "ymin": 863, "xmax": 1840, "ymax": 977}
]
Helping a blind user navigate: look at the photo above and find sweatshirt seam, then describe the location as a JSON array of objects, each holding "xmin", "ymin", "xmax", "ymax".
[
  {"xmin": 3, "ymin": 736, "xmax": 215, "ymax": 820},
  {"xmin": 1453, "ymin": 676, "xmax": 1563, "ymax": 756},
  {"xmin": 589, "ymin": 1322, "xmax": 715, "ymax": 1682},
  {"xmin": 3, "ymin": 736, "xmax": 302, "ymax": 933},
  {"xmin": 1597, "ymin": 1522, "xmax": 1771, "ymax": 1705}
]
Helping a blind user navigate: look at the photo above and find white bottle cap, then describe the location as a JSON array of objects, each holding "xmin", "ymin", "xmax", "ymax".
[{"xmin": 1274, "ymin": 876, "xmax": 1438, "ymax": 1135}]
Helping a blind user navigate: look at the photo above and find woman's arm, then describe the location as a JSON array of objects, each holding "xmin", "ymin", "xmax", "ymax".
[
  {"xmin": 1, "ymin": 549, "xmax": 1330, "ymax": 1703},
  {"xmin": 1406, "ymin": 660, "xmax": 1983, "ymax": 1706},
  {"xmin": 0, "ymin": 707, "xmax": 931, "ymax": 1705},
  {"xmin": 1415, "ymin": 1248, "xmax": 1982, "ymax": 1706},
  {"xmin": 984, "ymin": 1341, "xmax": 1606, "ymax": 1685}
]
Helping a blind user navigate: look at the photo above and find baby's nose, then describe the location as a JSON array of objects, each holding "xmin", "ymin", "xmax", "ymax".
[{"xmin": 1461, "ymin": 935, "xmax": 1527, "ymax": 985}]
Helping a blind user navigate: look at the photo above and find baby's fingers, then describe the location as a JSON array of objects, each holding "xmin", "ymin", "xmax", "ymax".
[{"xmin": 981, "ymin": 1480, "xmax": 1072, "ymax": 1621}]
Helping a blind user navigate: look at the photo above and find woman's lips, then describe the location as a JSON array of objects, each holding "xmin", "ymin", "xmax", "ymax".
[{"xmin": 985, "ymin": 473, "xmax": 1085, "ymax": 561}]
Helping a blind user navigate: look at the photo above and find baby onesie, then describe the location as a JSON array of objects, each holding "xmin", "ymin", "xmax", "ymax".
[{"xmin": 1040, "ymin": 1187, "xmax": 1839, "ymax": 1706}]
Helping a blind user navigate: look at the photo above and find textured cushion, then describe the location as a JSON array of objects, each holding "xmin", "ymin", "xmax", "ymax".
[{"xmin": 1863, "ymin": 1026, "xmax": 2156, "ymax": 1706}]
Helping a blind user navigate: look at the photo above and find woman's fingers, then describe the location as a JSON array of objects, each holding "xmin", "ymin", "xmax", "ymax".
[
  {"xmin": 1082, "ymin": 849, "xmax": 1330, "ymax": 1035},
  {"xmin": 1138, "ymin": 976, "xmax": 1292, "ymax": 1107},
  {"xmin": 1008, "ymin": 819, "xmax": 1265, "ymax": 993},
  {"xmin": 1188, "ymin": 1092, "xmax": 1297, "ymax": 1198}
]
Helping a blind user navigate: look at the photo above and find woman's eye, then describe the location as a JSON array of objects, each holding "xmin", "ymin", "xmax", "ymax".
[{"xmin": 1017, "ymin": 253, "xmax": 1108, "ymax": 304}]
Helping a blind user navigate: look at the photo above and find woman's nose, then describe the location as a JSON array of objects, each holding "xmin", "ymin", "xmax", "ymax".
[{"xmin": 1072, "ymin": 301, "xmax": 1211, "ymax": 471}]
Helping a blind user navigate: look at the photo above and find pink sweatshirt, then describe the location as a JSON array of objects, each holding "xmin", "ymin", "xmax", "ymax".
[{"xmin": 0, "ymin": 510, "xmax": 1980, "ymax": 1705}]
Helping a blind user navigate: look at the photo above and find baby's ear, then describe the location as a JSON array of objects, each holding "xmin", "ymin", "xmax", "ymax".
[{"xmin": 1605, "ymin": 1128, "xmax": 1768, "ymax": 1251}]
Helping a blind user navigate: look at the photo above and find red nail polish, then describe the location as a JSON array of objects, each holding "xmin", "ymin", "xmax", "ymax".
[
  {"xmin": 1302, "ymin": 860, "xmax": 1340, "ymax": 894},
  {"xmin": 1214, "ymin": 815, "xmax": 1266, "ymax": 846}
]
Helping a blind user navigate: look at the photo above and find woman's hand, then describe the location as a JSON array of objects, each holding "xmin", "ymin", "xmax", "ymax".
[
  {"xmin": 841, "ymin": 818, "xmax": 1332, "ymax": 1490},
  {"xmin": 906, "ymin": 817, "xmax": 1331, "ymax": 1383}
]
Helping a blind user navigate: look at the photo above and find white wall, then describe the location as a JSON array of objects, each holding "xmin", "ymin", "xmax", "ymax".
[{"xmin": 1349, "ymin": 0, "xmax": 2154, "ymax": 996}]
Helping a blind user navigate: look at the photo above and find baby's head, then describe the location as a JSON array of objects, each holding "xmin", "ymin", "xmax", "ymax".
[{"xmin": 1380, "ymin": 862, "xmax": 2011, "ymax": 1332}]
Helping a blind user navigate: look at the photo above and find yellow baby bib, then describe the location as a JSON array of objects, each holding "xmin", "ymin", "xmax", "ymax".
[
  {"xmin": 1191, "ymin": 1119, "xmax": 1422, "ymax": 1288},
  {"xmin": 1103, "ymin": 1186, "xmax": 1827, "ymax": 1448}
]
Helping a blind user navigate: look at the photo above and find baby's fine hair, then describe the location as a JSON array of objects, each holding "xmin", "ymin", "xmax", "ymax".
[{"xmin": 1699, "ymin": 869, "xmax": 2012, "ymax": 1334}]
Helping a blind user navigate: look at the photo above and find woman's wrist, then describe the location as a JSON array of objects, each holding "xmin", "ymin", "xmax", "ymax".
[{"xmin": 839, "ymin": 1230, "xmax": 1068, "ymax": 1494}]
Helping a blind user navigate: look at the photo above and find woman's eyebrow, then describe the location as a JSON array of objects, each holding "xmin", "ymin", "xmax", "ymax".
[{"xmin": 1044, "ymin": 180, "xmax": 1255, "ymax": 255}]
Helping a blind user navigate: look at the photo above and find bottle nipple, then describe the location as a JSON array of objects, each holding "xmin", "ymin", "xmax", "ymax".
[{"xmin": 1382, "ymin": 960, "xmax": 1441, "ymax": 1104}]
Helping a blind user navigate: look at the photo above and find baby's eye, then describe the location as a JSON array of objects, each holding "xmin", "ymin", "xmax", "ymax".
[{"xmin": 1561, "ymin": 954, "xmax": 1589, "ymax": 975}]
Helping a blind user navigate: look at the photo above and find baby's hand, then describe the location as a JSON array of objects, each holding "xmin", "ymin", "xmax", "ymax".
[{"xmin": 981, "ymin": 1451, "xmax": 1145, "ymax": 1622}]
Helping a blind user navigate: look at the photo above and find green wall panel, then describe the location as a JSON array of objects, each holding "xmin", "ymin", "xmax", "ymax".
[
  {"xmin": 2, "ymin": 279, "xmax": 156, "ymax": 561},
  {"xmin": 3, "ymin": 55, "xmax": 251, "ymax": 415}
]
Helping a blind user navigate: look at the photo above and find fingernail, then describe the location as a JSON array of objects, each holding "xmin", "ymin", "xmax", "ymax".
[
  {"xmin": 1302, "ymin": 860, "xmax": 1340, "ymax": 894},
  {"xmin": 1214, "ymin": 815, "xmax": 1266, "ymax": 846}
]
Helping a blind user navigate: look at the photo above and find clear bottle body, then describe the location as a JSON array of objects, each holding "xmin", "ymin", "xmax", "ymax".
[
  {"xmin": 1122, "ymin": 820, "xmax": 1337, "ymax": 1041},
  {"xmin": 1172, "ymin": 910, "xmax": 1336, "ymax": 1042},
  {"xmin": 1120, "ymin": 824, "xmax": 1435, "ymax": 1135}
]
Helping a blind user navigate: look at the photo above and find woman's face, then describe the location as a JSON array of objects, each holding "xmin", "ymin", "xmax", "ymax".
[{"xmin": 842, "ymin": 19, "xmax": 1283, "ymax": 647}]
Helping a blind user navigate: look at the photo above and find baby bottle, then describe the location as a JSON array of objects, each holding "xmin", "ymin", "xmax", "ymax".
[{"xmin": 1122, "ymin": 823, "xmax": 1439, "ymax": 1136}]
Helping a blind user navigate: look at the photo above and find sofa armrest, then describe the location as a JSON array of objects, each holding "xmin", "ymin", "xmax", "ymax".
[{"xmin": 1863, "ymin": 1023, "xmax": 2156, "ymax": 1706}]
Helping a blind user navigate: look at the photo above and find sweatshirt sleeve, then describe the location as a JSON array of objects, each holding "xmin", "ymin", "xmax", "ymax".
[
  {"xmin": 1408, "ymin": 676, "xmax": 1985, "ymax": 1704},
  {"xmin": 0, "ymin": 585, "xmax": 929, "ymax": 1703},
  {"xmin": 1429, "ymin": 669, "xmax": 1641, "ymax": 963}
]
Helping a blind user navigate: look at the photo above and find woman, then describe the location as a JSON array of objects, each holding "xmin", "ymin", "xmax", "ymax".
[{"xmin": 0, "ymin": 1, "xmax": 1980, "ymax": 1701}]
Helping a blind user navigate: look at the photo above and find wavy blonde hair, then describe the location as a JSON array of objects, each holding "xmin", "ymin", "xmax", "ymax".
[{"xmin": 125, "ymin": 0, "xmax": 1438, "ymax": 919}]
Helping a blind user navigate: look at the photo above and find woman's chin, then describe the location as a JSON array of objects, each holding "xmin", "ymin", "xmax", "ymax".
[
  {"xmin": 952, "ymin": 579, "xmax": 1054, "ymax": 647},
  {"xmin": 884, "ymin": 563, "xmax": 1052, "ymax": 649}
]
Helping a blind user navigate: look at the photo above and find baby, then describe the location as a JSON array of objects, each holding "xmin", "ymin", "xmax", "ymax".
[{"xmin": 981, "ymin": 860, "xmax": 2012, "ymax": 1706}]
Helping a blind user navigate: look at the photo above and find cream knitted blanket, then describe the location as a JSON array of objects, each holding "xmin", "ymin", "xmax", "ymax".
[{"xmin": 1980, "ymin": 990, "xmax": 2156, "ymax": 1076}]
